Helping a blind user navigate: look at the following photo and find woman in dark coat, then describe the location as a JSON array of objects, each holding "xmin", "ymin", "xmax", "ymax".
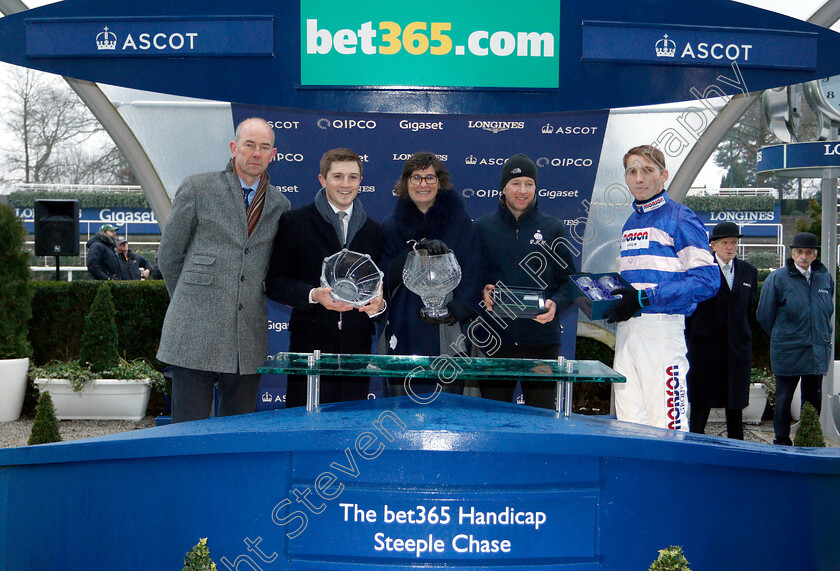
[
  {"xmin": 685, "ymin": 222, "xmax": 758, "ymax": 440},
  {"xmin": 380, "ymin": 152, "xmax": 482, "ymax": 398}
]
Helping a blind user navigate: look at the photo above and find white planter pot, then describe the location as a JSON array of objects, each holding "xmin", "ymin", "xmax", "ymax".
[
  {"xmin": 0, "ymin": 357, "xmax": 29, "ymax": 422},
  {"xmin": 34, "ymin": 378, "xmax": 150, "ymax": 421},
  {"xmin": 708, "ymin": 383, "xmax": 767, "ymax": 425}
]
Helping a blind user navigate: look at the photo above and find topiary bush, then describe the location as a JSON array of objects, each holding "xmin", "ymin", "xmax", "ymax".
[
  {"xmin": 794, "ymin": 402, "xmax": 826, "ymax": 448},
  {"xmin": 78, "ymin": 284, "xmax": 119, "ymax": 372},
  {"xmin": 650, "ymin": 545, "xmax": 691, "ymax": 570},
  {"xmin": 28, "ymin": 391, "xmax": 62, "ymax": 445},
  {"xmin": 183, "ymin": 538, "xmax": 217, "ymax": 571},
  {"xmin": 0, "ymin": 203, "xmax": 33, "ymax": 359}
]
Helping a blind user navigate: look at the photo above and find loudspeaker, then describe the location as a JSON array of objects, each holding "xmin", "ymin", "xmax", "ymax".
[{"xmin": 34, "ymin": 199, "xmax": 80, "ymax": 256}]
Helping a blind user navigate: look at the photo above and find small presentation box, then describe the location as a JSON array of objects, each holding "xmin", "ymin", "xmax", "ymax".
[
  {"xmin": 492, "ymin": 286, "xmax": 547, "ymax": 318},
  {"xmin": 570, "ymin": 273, "xmax": 634, "ymax": 321}
]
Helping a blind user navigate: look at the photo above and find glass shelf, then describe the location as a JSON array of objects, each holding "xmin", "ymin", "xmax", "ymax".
[
  {"xmin": 262, "ymin": 352, "xmax": 625, "ymax": 384},
  {"xmin": 261, "ymin": 352, "xmax": 625, "ymax": 417}
]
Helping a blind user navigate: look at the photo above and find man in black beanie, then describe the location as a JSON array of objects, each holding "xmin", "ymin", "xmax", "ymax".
[{"xmin": 474, "ymin": 153, "xmax": 577, "ymax": 409}]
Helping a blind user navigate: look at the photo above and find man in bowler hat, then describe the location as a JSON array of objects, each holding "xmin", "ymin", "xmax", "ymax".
[
  {"xmin": 757, "ymin": 232, "xmax": 834, "ymax": 445},
  {"xmin": 686, "ymin": 221, "xmax": 758, "ymax": 439}
]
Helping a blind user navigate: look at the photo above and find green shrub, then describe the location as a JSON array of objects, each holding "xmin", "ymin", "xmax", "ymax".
[
  {"xmin": 683, "ymin": 195, "xmax": 774, "ymax": 213},
  {"xmin": 0, "ymin": 203, "xmax": 33, "ymax": 359},
  {"xmin": 29, "ymin": 280, "xmax": 169, "ymax": 366},
  {"xmin": 747, "ymin": 251, "xmax": 780, "ymax": 270},
  {"xmin": 9, "ymin": 190, "xmax": 149, "ymax": 209},
  {"xmin": 650, "ymin": 545, "xmax": 691, "ymax": 570},
  {"xmin": 78, "ymin": 284, "xmax": 119, "ymax": 372},
  {"xmin": 28, "ymin": 391, "xmax": 62, "ymax": 445},
  {"xmin": 183, "ymin": 538, "xmax": 217, "ymax": 571},
  {"xmin": 794, "ymin": 402, "xmax": 826, "ymax": 448}
]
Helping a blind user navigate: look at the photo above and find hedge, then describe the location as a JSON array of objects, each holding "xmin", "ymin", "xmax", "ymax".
[
  {"xmin": 683, "ymin": 195, "xmax": 775, "ymax": 213},
  {"xmin": 29, "ymin": 280, "xmax": 169, "ymax": 366},
  {"xmin": 10, "ymin": 190, "xmax": 150, "ymax": 210}
]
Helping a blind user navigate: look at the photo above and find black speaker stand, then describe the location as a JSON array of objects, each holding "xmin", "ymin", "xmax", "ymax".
[{"xmin": 54, "ymin": 256, "xmax": 60, "ymax": 281}]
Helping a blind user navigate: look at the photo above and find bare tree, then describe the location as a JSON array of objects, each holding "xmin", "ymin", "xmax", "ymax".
[{"xmin": 1, "ymin": 67, "xmax": 133, "ymax": 185}]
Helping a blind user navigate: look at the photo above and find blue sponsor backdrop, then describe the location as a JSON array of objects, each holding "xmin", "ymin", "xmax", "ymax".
[
  {"xmin": 16, "ymin": 206, "xmax": 161, "ymax": 235},
  {"xmin": 233, "ymin": 106, "xmax": 609, "ymax": 409},
  {"xmin": 3, "ymin": 0, "xmax": 840, "ymax": 113}
]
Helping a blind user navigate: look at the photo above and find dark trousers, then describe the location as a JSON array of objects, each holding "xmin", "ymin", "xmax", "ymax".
[
  {"xmin": 481, "ymin": 344, "xmax": 560, "ymax": 410},
  {"xmin": 171, "ymin": 366, "xmax": 261, "ymax": 423},
  {"xmin": 689, "ymin": 405, "xmax": 744, "ymax": 440},
  {"xmin": 285, "ymin": 374, "xmax": 370, "ymax": 408},
  {"xmin": 774, "ymin": 374, "xmax": 822, "ymax": 445}
]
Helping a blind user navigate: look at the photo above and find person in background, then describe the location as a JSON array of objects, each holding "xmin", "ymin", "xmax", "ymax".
[
  {"xmin": 604, "ymin": 145, "xmax": 719, "ymax": 431},
  {"xmin": 266, "ymin": 148, "xmax": 385, "ymax": 407},
  {"xmin": 757, "ymin": 232, "xmax": 834, "ymax": 445},
  {"xmin": 685, "ymin": 221, "xmax": 758, "ymax": 439},
  {"xmin": 156, "ymin": 117, "xmax": 290, "ymax": 423},
  {"xmin": 476, "ymin": 154, "xmax": 577, "ymax": 409},
  {"xmin": 86, "ymin": 223, "xmax": 121, "ymax": 280},
  {"xmin": 115, "ymin": 237, "xmax": 152, "ymax": 280}
]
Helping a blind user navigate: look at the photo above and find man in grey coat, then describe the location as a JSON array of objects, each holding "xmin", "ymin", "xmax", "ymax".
[
  {"xmin": 757, "ymin": 232, "xmax": 834, "ymax": 445},
  {"xmin": 157, "ymin": 117, "xmax": 291, "ymax": 422}
]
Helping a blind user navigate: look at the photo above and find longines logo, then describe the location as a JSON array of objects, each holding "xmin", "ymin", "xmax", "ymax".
[
  {"xmin": 466, "ymin": 120, "xmax": 525, "ymax": 134},
  {"xmin": 540, "ymin": 124, "xmax": 600, "ymax": 135},
  {"xmin": 393, "ymin": 153, "xmax": 447, "ymax": 161},
  {"xmin": 317, "ymin": 118, "xmax": 377, "ymax": 130},
  {"xmin": 464, "ymin": 155, "xmax": 507, "ymax": 166},
  {"xmin": 96, "ymin": 27, "xmax": 117, "ymax": 51}
]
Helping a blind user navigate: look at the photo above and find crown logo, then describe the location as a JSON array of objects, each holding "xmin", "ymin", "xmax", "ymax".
[
  {"xmin": 96, "ymin": 26, "xmax": 117, "ymax": 51},
  {"xmin": 465, "ymin": 155, "xmax": 477, "ymax": 165},
  {"xmin": 261, "ymin": 392, "xmax": 273, "ymax": 403},
  {"xmin": 541, "ymin": 124, "xmax": 554, "ymax": 134},
  {"xmin": 655, "ymin": 34, "xmax": 676, "ymax": 58}
]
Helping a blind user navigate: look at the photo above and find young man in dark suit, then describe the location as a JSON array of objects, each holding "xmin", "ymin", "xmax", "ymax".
[
  {"xmin": 266, "ymin": 148, "xmax": 385, "ymax": 407},
  {"xmin": 685, "ymin": 221, "xmax": 758, "ymax": 439}
]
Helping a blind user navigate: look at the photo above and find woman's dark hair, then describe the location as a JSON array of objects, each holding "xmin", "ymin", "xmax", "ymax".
[{"xmin": 393, "ymin": 151, "xmax": 453, "ymax": 197}]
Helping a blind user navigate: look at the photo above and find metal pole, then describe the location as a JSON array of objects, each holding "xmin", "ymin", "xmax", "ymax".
[
  {"xmin": 821, "ymin": 162, "xmax": 839, "ymax": 438},
  {"xmin": 306, "ymin": 350, "xmax": 321, "ymax": 412}
]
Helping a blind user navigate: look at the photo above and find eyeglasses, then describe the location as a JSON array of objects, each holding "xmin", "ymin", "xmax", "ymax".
[{"xmin": 409, "ymin": 174, "xmax": 438, "ymax": 185}]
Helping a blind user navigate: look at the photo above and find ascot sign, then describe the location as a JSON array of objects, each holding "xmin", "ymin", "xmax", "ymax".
[{"xmin": 300, "ymin": 0, "xmax": 560, "ymax": 88}]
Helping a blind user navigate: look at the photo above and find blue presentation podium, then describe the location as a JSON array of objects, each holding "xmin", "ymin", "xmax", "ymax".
[{"xmin": 2, "ymin": 355, "xmax": 840, "ymax": 570}]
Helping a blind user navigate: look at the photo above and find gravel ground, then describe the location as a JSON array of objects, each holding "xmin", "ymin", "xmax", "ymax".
[
  {"xmin": 0, "ymin": 418, "xmax": 835, "ymax": 449},
  {"xmin": 0, "ymin": 416, "xmax": 157, "ymax": 448}
]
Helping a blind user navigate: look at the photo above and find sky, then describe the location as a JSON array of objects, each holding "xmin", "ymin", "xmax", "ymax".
[{"xmin": 2, "ymin": 0, "xmax": 838, "ymax": 190}]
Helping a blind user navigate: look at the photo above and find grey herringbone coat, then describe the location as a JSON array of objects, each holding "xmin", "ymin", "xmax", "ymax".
[{"xmin": 156, "ymin": 162, "xmax": 290, "ymax": 374}]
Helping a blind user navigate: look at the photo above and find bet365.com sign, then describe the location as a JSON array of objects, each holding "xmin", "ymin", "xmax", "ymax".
[{"xmin": 300, "ymin": 0, "xmax": 560, "ymax": 88}]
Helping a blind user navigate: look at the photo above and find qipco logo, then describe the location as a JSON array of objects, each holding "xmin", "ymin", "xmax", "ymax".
[
  {"xmin": 317, "ymin": 118, "xmax": 377, "ymax": 130},
  {"xmin": 273, "ymin": 153, "xmax": 304, "ymax": 162}
]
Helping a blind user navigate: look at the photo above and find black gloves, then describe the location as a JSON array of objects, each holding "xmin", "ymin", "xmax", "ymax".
[
  {"xmin": 414, "ymin": 238, "xmax": 450, "ymax": 255},
  {"xmin": 604, "ymin": 287, "xmax": 650, "ymax": 323}
]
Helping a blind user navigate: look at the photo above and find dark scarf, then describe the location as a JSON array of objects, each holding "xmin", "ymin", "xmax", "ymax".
[
  {"xmin": 313, "ymin": 188, "xmax": 368, "ymax": 247},
  {"xmin": 392, "ymin": 189, "xmax": 465, "ymax": 245}
]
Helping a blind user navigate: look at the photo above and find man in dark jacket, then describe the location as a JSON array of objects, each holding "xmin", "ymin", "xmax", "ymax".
[
  {"xmin": 686, "ymin": 221, "xmax": 758, "ymax": 439},
  {"xmin": 86, "ymin": 223, "xmax": 122, "ymax": 280},
  {"xmin": 266, "ymin": 148, "xmax": 385, "ymax": 407},
  {"xmin": 475, "ymin": 154, "xmax": 578, "ymax": 409},
  {"xmin": 115, "ymin": 238, "xmax": 152, "ymax": 280},
  {"xmin": 757, "ymin": 232, "xmax": 834, "ymax": 445}
]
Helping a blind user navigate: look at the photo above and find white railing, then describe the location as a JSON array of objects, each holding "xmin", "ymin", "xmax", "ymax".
[{"xmin": 11, "ymin": 183, "xmax": 141, "ymax": 193}]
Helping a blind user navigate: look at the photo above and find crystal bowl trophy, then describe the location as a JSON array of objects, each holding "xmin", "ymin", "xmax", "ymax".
[
  {"xmin": 320, "ymin": 249, "xmax": 383, "ymax": 306},
  {"xmin": 402, "ymin": 249, "xmax": 462, "ymax": 320}
]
